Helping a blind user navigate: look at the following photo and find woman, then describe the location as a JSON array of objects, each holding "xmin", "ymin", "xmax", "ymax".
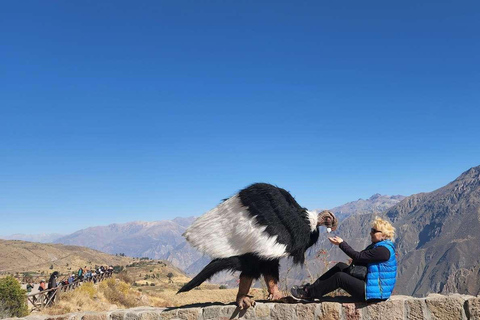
[{"xmin": 291, "ymin": 217, "xmax": 397, "ymax": 301}]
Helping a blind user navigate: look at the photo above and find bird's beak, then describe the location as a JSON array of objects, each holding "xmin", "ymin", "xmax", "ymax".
[{"xmin": 317, "ymin": 210, "xmax": 338, "ymax": 230}]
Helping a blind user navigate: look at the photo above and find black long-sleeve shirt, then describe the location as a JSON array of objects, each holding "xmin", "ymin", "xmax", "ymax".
[{"xmin": 339, "ymin": 241, "xmax": 390, "ymax": 266}]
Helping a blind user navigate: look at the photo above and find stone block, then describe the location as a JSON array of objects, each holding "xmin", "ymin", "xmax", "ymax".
[
  {"xmin": 159, "ymin": 309, "xmax": 178, "ymax": 320},
  {"xmin": 136, "ymin": 311, "xmax": 162, "ymax": 320},
  {"xmin": 365, "ymin": 299, "xmax": 404, "ymax": 320},
  {"xmin": 342, "ymin": 303, "xmax": 363, "ymax": 320},
  {"xmin": 177, "ymin": 308, "xmax": 202, "ymax": 320},
  {"xmin": 405, "ymin": 298, "xmax": 427, "ymax": 320},
  {"xmin": 271, "ymin": 303, "xmax": 297, "ymax": 320},
  {"xmin": 82, "ymin": 313, "xmax": 107, "ymax": 320},
  {"xmin": 202, "ymin": 305, "xmax": 244, "ymax": 319},
  {"xmin": 202, "ymin": 306, "xmax": 221, "ymax": 319},
  {"xmin": 425, "ymin": 295, "xmax": 466, "ymax": 320},
  {"xmin": 219, "ymin": 305, "xmax": 239, "ymax": 319},
  {"xmin": 240, "ymin": 306, "xmax": 256, "ymax": 319},
  {"xmin": 68, "ymin": 313, "xmax": 84, "ymax": 320},
  {"xmin": 316, "ymin": 302, "xmax": 341, "ymax": 320},
  {"xmin": 254, "ymin": 303, "xmax": 271, "ymax": 319},
  {"xmin": 296, "ymin": 303, "xmax": 317, "ymax": 320},
  {"xmin": 124, "ymin": 312, "xmax": 140, "ymax": 320},
  {"xmin": 467, "ymin": 296, "xmax": 480, "ymax": 320},
  {"xmin": 109, "ymin": 311, "xmax": 126, "ymax": 320}
]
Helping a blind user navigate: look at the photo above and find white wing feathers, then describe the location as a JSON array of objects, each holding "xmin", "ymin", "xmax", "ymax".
[{"xmin": 183, "ymin": 194, "xmax": 288, "ymax": 259}]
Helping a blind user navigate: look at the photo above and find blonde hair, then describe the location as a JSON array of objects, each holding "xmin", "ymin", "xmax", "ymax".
[{"xmin": 372, "ymin": 217, "xmax": 395, "ymax": 240}]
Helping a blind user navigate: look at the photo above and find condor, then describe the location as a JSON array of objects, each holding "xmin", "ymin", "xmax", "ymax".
[{"xmin": 178, "ymin": 183, "xmax": 337, "ymax": 309}]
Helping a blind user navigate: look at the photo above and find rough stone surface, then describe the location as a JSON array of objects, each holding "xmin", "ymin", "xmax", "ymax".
[
  {"xmin": 270, "ymin": 303, "xmax": 297, "ymax": 320},
  {"xmin": 109, "ymin": 311, "xmax": 126, "ymax": 320},
  {"xmin": 82, "ymin": 313, "xmax": 108, "ymax": 320},
  {"xmin": 317, "ymin": 302, "xmax": 342, "ymax": 320},
  {"xmin": 253, "ymin": 304, "xmax": 271, "ymax": 320},
  {"xmin": 343, "ymin": 303, "xmax": 363, "ymax": 320},
  {"xmin": 296, "ymin": 303, "xmax": 316, "ymax": 320},
  {"xmin": 466, "ymin": 297, "xmax": 480, "ymax": 320},
  {"xmin": 124, "ymin": 312, "xmax": 140, "ymax": 320},
  {"xmin": 158, "ymin": 309, "xmax": 177, "ymax": 320},
  {"xmin": 365, "ymin": 298, "xmax": 404, "ymax": 320},
  {"xmin": 135, "ymin": 311, "xmax": 162, "ymax": 320},
  {"xmin": 176, "ymin": 308, "xmax": 201, "ymax": 320},
  {"xmin": 425, "ymin": 294, "xmax": 467, "ymax": 320},
  {"xmin": 405, "ymin": 298, "xmax": 429, "ymax": 320},
  {"xmin": 13, "ymin": 295, "xmax": 480, "ymax": 320}
]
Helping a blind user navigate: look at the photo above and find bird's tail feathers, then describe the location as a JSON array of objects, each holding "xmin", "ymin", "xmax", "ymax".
[{"xmin": 177, "ymin": 257, "xmax": 242, "ymax": 293}]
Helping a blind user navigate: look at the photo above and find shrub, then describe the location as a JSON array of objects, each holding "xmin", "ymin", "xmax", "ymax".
[
  {"xmin": 219, "ymin": 285, "xmax": 227, "ymax": 289},
  {"xmin": 112, "ymin": 265, "xmax": 124, "ymax": 273},
  {"xmin": 100, "ymin": 278, "xmax": 140, "ymax": 308},
  {"xmin": 77, "ymin": 282, "xmax": 96, "ymax": 299},
  {"xmin": 117, "ymin": 272, "xmax": 133, "ymax": 285},
  {"xmin": 0, "ymin": 276, "xmax": 29, "ymax": 318}
]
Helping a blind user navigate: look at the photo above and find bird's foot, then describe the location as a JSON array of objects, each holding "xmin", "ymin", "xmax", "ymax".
[
  {"xmin": 236, "ymin": 294, "xmax": 255, "ymax": 309},
  {"xmin": 267, "ymin": 291, "xmax": 284, "ymax": 301}
]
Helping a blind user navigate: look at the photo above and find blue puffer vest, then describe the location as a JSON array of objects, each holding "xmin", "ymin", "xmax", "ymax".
[{"xmin": 365, "ymin": 240, "xmax": 397, "ymax": 300}]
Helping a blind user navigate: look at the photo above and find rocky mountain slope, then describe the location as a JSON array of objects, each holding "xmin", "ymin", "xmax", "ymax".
[
  {"xmin": 310, "ymin": 165, "xmax": 480, "ymax": 297},
  {"xmin": 326, "ymin": 193, "xmax": 405, "ymax": 221},
  {"xmin": 54, "ymin": 217, "xmax": 202, "ymax": 272}
]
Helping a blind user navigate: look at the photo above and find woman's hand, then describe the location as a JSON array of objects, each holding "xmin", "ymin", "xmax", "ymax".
[{"xmin": 328, "ymin": 236, "xmax": 344, "ymax": 245}]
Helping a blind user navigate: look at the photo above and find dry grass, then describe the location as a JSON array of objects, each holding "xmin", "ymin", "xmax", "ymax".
[
  {"xmin": 43, "ymin": 276, "xmax": 267, "ymax": 314},
  {"xmin": 148, "ymin": 288, "xmax": 265, "ymax": 307},
  {"xmin": 42, "ymin": 278, "xmax": 149, "ymax": 315},
  {"xmin": 40, "ymin": 260, "xmax": 271, "ymax": 314}
]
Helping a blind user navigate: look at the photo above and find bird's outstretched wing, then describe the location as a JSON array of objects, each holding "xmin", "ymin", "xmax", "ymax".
[{"xmin": 183, "ymin": 183, "xmax": 318, "ymax": 261}]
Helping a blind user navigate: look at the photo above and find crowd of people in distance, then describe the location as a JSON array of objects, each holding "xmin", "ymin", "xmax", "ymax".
[
  {"xmin": 26, "ymin": 265, "xmax": 114, "ymax": 305},
  {"xmin": 75, "ymin": 265, "xmax": 114, "ymax": 284}
]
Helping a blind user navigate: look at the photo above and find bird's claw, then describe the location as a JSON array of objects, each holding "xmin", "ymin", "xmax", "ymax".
[
  {"xmin": 267, "ymin": 292, "xmax": 284, "ymax": 301},
  {"xmin": 236, "ymin": 294, "xmax": 255, "ymax": 309}
]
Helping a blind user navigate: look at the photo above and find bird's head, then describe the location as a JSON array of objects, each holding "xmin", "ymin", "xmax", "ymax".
[{"xmin": 317, "ymin": 210, "xmax": 338, "ymax": 232}]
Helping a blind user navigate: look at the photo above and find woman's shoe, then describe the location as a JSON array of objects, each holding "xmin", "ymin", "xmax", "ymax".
[{"xmin": 290, "ymin": 285, "xmax": 311, "ymax": 301}]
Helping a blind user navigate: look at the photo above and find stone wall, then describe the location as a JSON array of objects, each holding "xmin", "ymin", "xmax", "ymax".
[{"xmin": 10, "ymin": 294, "xmax": 480, "ymax": 320}]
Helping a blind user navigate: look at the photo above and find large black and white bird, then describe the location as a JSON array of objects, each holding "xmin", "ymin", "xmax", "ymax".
[{"xmin": 177, "ymin": 183, "xmax": 338, "ymax": 308}]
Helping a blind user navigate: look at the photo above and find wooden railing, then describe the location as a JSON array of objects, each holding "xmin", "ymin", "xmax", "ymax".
[{"xmin": 26, "ymin": 272, "xmax": 113, "ymax": 311}]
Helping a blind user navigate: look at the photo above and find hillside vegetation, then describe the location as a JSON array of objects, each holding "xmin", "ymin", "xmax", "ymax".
[
  {"xmin": 0, "ymin": 239, "xmax": 133, "ymax": 276},
  {"xmin": 43, "ymin": 260, "xmax": 266, "ymax": 314}
]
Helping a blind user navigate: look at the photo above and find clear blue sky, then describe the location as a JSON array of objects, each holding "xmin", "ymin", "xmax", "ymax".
[{"xmin": 1, "ymin": 1, "xmax": 479, "ymax": 235}]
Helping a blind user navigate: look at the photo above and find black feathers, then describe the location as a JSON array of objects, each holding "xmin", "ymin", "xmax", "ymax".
[
  {"xmin": 239, "ymin": 183, "xmax": 314, "ymax": 264},
  {"xmin": 177, "ymin": 254, "xmax": 281, "ymax": 293}
]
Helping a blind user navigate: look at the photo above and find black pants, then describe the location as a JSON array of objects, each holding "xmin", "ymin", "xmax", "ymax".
[{"xmin": 307, "ymin": 262, "xmax": 365, "ymax": 300}]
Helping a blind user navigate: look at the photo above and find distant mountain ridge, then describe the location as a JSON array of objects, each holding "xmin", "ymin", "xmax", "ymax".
[
  {"xmin": 318, "ymin": 193, "xmax": 406, "ymax": 221},
  {"xmin": 52, "ymin": 193, "xmax": 404, "ymax": 282},
  {"xmin": 54, "ymin": 217, "xmax": 202, "ymax": 272},
  {"xmin": 0, "ymin": 233, "xmax": 64, "ymax": 243},
  {"xmin": 310, "ymin": 165, "xmax": 480, "ymax": 296}
]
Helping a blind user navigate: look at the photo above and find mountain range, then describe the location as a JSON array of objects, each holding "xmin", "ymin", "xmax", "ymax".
[
  {"xmin": 325, "ymin": 193, "xmax": 405, "ymax": 221},
  {"xmin": 2, "ymin": 191, "xmax": 404, "ymax": 285},
  {"xmin": 1, "ymin": 233, "xmax": 64, "ymax": 243},
  {"xmin": 4, "ymin": 166, "xmax": 479, "ymax": 296}
]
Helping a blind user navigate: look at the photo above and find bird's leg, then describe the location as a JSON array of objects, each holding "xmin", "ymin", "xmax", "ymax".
[
  {"xmin": 263, "ymin": 274, "xmax": 283, "ymax": 300},
  {"xmin": 236, "ymin": 275, "xmax": 255, "ymax": 309}
]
